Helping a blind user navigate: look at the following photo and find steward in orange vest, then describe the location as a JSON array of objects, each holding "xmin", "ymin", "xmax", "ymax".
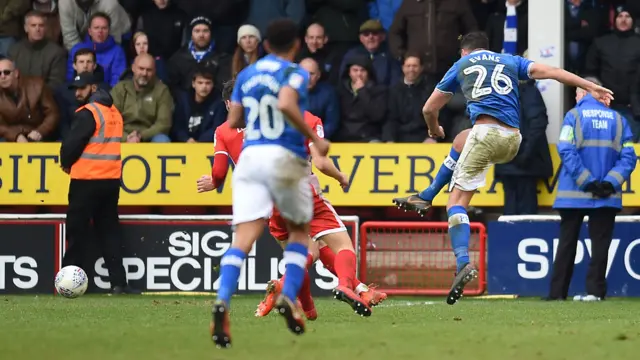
[{"xmin": 60, "ymin": 72, "xmax": 138, "ymax": 295}]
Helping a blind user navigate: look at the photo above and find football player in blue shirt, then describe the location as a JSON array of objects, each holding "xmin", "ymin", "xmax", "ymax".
[
  {"xmin": 393, "ymin": 32, "xmax": 613, "ymax": 305},
  {"xmin": 210, "ymin": 19, "xmax": 330, "ymax": 348}
]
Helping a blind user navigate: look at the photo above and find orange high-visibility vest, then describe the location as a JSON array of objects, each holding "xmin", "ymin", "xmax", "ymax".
[{"xmin": 70, "ymin": 102, "xmax": 123, "ymax": 180}]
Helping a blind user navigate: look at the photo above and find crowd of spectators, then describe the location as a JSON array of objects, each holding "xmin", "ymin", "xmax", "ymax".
[{"xmin": 0, "ymin": 0, "xmax": 638, "ymax": 145}]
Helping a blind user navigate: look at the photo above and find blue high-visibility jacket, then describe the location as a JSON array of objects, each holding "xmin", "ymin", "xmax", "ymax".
[{"xmin": 553, "ymin": 94, "xmax": 637, "ymax": 209}]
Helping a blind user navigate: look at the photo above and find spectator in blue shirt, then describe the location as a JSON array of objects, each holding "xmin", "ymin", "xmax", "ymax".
[
  {"xmin": 299, "ymin": 57, "xmax": 340, "ymax": 139},
  {"xmin": 339, "ymin": 20, "xmax": 401, "ymax": 87},
  {"xmin": 66, "ymin": 12, "xmax": 126, "ymax": 87},
  {"xmin": 368, "ymin": 0, "xmax": 403, "ymax": 31},
  {"xmin": 171, "ymin": 70, "xmax": 226, "ymax": 143}
]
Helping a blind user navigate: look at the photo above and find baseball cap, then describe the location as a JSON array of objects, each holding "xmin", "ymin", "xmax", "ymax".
[
  {"xmin": 68, "ymin": 72, "xmax": 97, "ymax": 89},
  {"xmin": 359, "ymin": 19, "xmax": 383, "ymax": 34}
]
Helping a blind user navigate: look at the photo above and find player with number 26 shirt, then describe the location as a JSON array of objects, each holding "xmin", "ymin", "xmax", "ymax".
[{"xmin": 400, "ymin": 32, "xmax": 614, "ymax": 308}]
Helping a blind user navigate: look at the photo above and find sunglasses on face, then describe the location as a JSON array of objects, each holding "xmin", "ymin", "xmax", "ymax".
[
  {"xmin": 0, "ymin": 70, "xmax": 13, "ymax": 76},
  {"xmin": 360, "ymin": 31, "xmax": 379, "ymax": 37}
]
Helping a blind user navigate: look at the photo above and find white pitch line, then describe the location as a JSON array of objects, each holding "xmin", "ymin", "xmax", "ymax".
[{"xmin": 377, "ymin": 301, "xmax": 437, "ymax": 308}]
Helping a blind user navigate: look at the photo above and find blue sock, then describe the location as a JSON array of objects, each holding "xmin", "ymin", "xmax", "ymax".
[
  {"xmin": 447, "ymin": 205, "xmax": 470, "ymax": 272},
  {"xmin": 216, "ymin": 247, "xmax": 246, "ymax": 305},
  {"xmin": 281, "ymin": 242, "xmax": 309, "ymax": 302},
  {"xmin": 419, "ymin": 147, "xmax": 460, "ymax": 201}
]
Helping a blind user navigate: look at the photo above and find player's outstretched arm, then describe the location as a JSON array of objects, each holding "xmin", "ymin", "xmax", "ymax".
[
  {"xmin": 529, "ymin": 63, "xmax": 614, "ymax": 105},
  {"xmin": 309, "ymin": 144, "xmax": 348, "ymax": 188}
]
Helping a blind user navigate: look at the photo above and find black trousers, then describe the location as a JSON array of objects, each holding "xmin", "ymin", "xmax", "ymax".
[
  {"xmin": 62, "ymin": 179, "xmax": 127, "ymax": 288},
  {"xmin": 502, "ymin": 176, "xmax": 539, "ymax": 215},
  {"xmin": 548, "ymin": 207, "xmax": 618, "ymax": 299}
]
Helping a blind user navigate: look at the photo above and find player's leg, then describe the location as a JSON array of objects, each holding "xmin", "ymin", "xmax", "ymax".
[
  {"xmin": 310, "ymin": 196, "xmax": 374, "ymax": 316},
  {"xmin": 319, "ymin": 231, "xmax": 372, "ymax": 316},
  {"xmin": 393, "ymin": 129, "xmax": 471, "ymax": 215},
  {"xmin": 211, "ymin": 151, "xmax": 273, "ymax": 348},
  {"xmin": 255, "ymin": 216, "xmax": 318, "ymax": 320},
  {"xmin": 444, "ymin": 126, "xmax": 487, "ymax": 305},
  {"xmin": 445, "ymin": 125, "xmax": 521, "ymax": 305},
  {"xmin": 269, "ymin": 152, "xmax": 315, "ymax": 335},
  {"xmin": 315, "ymin": 241, "xmax": 385, "ymax": 305}
]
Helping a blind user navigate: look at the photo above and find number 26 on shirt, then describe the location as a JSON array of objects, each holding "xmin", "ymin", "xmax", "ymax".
[{"xmin": 464, "ymin": 64, "xmax": 514, "ymax": 99}]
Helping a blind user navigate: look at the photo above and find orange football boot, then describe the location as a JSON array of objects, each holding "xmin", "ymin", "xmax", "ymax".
[
  {"xmin": 359, "ymin": 284, "xmax": 388, "ymax": 307},
  {"xmin": 255, "ymin": 278, "xmax": 283, "ymax": 317},
  {"xmin": 333, "ymin": 285, "xmax": 372, "ymax": 317},
  {"xmin": 256, "ymin": 278, "xmax": 318, "ymax": 320}
]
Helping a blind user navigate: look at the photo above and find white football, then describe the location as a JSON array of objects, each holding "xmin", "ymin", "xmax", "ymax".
[{"xmin": 54, "ymin": 265, "xmax": 88, "ymax": 299}]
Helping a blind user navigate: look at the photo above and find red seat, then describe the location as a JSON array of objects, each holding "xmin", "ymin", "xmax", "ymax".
[
  {"xmin": 47, "ymin": 206, "xmax": 68, "ymax": 214},
  {"xmin": 0, "ymin": 205, "xmax": 39, "ymax": 214},
  {"xmin": 118, "ymin": 206, "xmax": 153, "ymax": 215}
]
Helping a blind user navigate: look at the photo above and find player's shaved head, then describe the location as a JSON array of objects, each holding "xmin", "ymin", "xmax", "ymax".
[
  {"xmin": 299, "ymin": 58, "xmax": 319, "ymax": 73},
  {"xmin": 460, "ymin": 32, "xmax": 489, "ymax": 52}
]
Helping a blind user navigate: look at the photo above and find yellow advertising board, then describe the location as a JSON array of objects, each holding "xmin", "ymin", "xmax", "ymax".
[{"xmin": 0, "ymin": 143, "xmax": 637, "ymax": 206}]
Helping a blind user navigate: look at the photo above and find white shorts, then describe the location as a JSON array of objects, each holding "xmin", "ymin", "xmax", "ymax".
[
  {"xmin": 450, "ymin": 124, "xmax": 522, "ymax": 192},
  {"xmin": 232, "ymin": 145, "xmax": 313, "ymax": 226}
]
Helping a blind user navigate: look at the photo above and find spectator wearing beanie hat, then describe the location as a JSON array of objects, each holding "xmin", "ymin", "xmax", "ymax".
[
  {"xmin": 231, "ymin": 24, "xmax": 265, "ymax": 77},
  {"xmin": 168, "ymin": 16, "xmax": 232, "ymax": 92}
]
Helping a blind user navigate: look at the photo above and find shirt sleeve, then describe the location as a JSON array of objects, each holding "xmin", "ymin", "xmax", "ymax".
[
  {"xmin": 284, "ymin": 66, "xmax": 310, "ymax": 97},
  {"xmin": 514, "ymin": 55, "xmax": 535, "ymax": 80},
  {"xmin": 435, "ymin": 63, "xmax": 460, "ymax": 94},
  {"xmin": 213, "ymin": 127, "xmax": 228, "ymax": 155},
  {"xmin": 304, "ymin": 112, "xmax": 324, "ymax": 147}
]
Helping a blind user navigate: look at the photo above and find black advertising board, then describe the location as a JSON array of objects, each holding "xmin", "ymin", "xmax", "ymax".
[
  {"xmin": 0, "ymin": 217, "xmax": 357, "ymax": 296},
  {"xmin": 0, "ymin": 221, "xmax": 59, "ymax": 294},
  {"xmin": 84, "ymin": 220, "xmax": 357, "ymax": 296}
]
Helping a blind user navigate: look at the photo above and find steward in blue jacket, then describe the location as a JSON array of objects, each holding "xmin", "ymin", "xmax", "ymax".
[
  {"xmin": 548, "ymin": 85, "xmax": 637, "ymax": 302},
  {"xmin": 554, "ymin": 94, "xmax": 636, "ymax": 209}
]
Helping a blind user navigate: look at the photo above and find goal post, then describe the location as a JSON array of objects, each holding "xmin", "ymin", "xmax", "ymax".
[{"xmin": 359, "ymin": 221, "xmax": 487, "ymax": 296}]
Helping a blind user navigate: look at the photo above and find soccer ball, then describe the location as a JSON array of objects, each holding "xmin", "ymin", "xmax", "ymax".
[{"xmin": 54, "ymin": 266, "xmax": 88, "ymax": 298}]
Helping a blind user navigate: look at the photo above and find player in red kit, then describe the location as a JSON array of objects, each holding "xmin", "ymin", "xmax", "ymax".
[
  {"xmin": 255, "ymin": 105, "xmax": 386, "ymax": 320},
  {"xmin": 198, "ymin": 80, "xmax": 386, "ymax": 319}
]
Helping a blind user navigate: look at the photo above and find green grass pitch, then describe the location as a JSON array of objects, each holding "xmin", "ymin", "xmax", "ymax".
[{"xmin": 1, "ymin": 295, "xmax": 639, "ymax": 360}]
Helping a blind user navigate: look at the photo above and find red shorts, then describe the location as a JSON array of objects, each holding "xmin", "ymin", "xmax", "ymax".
[{"xmin": 269, "ymin": 188, "xmax": 345, "ymax": 242}]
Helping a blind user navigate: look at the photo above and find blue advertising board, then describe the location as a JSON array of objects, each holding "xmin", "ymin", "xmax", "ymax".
[{"xmin": 487, "ymin": 219, "xmax": 640, "ymax": 297}]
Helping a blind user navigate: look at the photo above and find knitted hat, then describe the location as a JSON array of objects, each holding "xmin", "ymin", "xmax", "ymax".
[
  {"xmin": 190, "ymin": 16, "xmax": 212, "ymax": 31},
  {"xmin": 237, "ymin": 24, "xmax": 261, "ymax": 43},
  {"xmin": 616, "ymin": 5, "xmax": 631, "ymax": 17}
]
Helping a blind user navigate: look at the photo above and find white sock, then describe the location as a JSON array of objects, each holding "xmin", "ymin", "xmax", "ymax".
[{"xmin": 355, "ymin": 283, "xmax": 369, "ymax": 294}]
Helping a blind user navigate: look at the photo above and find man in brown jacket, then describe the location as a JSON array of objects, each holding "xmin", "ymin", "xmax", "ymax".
[
  {"xmin": 388, "ymin": 0, "xmax": 477, "ymax": 81},
  {"xmin": 0, "ymin": 58, "xmax": 60, "ymax": 142}
]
